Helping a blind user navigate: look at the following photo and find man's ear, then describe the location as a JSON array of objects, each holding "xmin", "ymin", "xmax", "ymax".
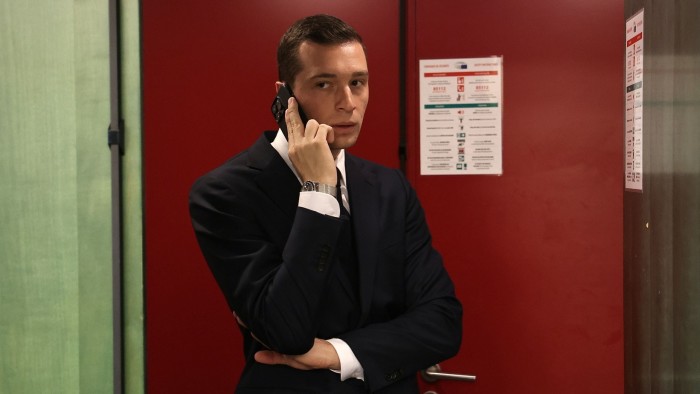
[{"xmin": 275, "ymin": 81, "xmax": 284, "ymax": 93}]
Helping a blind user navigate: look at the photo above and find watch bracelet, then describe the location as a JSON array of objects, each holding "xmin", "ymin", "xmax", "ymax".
[{"xmin": 301, "ymin": 181, "xmax": 337, "ymax": 198}]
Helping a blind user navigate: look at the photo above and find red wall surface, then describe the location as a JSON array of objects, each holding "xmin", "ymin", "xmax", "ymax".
[
  {"xmin": 141, "ymin": 2, "xmax": 400, "ymax": 392},
  {"xmin": 143, "ymin": 1, "xmax": 623, "ymax": 393}
]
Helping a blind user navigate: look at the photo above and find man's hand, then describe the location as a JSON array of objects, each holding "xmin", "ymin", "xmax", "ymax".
[
  {"xmin": 254, "ymin": 338, "xmax": 341, "ymax": 371},
  {"xmin": 286, "ymin": 97, "xmax": 337, "ymax": 186}
]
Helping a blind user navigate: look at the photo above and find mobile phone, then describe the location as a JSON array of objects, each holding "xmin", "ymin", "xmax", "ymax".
[{"xmin": 271, "ymin": 84, "xmax": 309, "ymax": 138}]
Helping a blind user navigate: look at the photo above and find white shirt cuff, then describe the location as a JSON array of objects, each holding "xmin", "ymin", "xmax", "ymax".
[
  {"xmin": 326, "ymin": 338, "xmax": 364, "ymax": 381},
  {"xmin": 299, "ymin": 191, "xmax": 340, "ymax": 217}
]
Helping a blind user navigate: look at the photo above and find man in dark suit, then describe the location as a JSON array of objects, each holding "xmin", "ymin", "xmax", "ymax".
[{"xmin": 189, "ymin": 14, "xmax": 462, "ymax": 393}]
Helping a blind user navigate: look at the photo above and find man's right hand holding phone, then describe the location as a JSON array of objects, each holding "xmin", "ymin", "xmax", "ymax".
[{"xmin": 285, "ymin": 97, "xmax": 338, "ymax": 187}]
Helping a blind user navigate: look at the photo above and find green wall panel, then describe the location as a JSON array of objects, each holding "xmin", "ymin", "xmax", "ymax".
[
  {"xmin": 121, "ymin": 0, "xmax": 145, "ymax": 392},
  {"xmin": 74, "ymin": 1, "xmax": 113, "ymax": 392},
  {"xmin": 1, "ymin": 1, "xmax": 82, "ymax": 392},
  {"xmin": 0, "ymin": 1, "xmax": 143, "ymax": 392}
]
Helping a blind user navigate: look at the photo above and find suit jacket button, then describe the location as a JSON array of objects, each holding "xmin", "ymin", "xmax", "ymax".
[
  {"xmin": 385, "ymin": 369, "xmax": 403, "ymax": 382},
  {"xmin": 317, "ymin": 244, "xmax": 330, "ymax": 271}
]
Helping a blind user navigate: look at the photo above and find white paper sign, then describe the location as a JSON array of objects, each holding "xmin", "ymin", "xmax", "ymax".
[
  {"xmin": 419, "ymin": 57, "xmax": 503, "ymax": 175},
  {"xmin": 625, "ymin": 10, "xmax": 644, "ymax": 191}
]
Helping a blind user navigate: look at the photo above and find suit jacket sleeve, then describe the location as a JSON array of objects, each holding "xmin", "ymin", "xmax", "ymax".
[{"xmin": 189, "ymin": 160, "xmax": 347, "ymax": 355}]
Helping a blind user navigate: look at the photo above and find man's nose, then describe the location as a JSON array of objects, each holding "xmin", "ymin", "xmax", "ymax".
[{"xmin": 336, "ymin": 86, "xmax": 356, "ymax": 112}]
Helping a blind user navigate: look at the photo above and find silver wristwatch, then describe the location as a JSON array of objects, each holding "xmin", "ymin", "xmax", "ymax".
[{"xmin": 301, "ymin": 181, "xmax": 337, "ymax": 198}]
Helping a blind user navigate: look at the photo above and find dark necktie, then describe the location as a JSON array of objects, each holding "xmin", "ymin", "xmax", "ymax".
[
  {"xmin": 333, "ymin": 167, "xmax": 359, "ymax": 329},
  {"xmin": 336, "ymin": 168, "xmax": 350, "ymax": 217}
]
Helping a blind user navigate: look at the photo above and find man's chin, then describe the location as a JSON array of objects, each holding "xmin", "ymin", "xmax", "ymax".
[{"xmin": 330, "ymin": 135, "xmax": 359, "ymax": 151}]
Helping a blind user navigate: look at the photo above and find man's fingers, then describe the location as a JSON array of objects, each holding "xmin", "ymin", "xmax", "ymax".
[
  {"xmin": 254, "ymin": 350, "xmax": 283, "ymax": 365},
  {"xmin": 255, "ymin": 350, "xmax": 310, "ymax": 370},
  {"xmin": 284, "ymin": 98, "xmax": 336, "ymax": 184},
  {"xmin": 285, "ymin": 97, "xmax": 303, "ymax": 142},
  {"xmin": 253, "ymin": 339, "xmax": 338, "ymax": 371},
  {"xmin": 318, "ymin": 124, "xmax": 334, "ymax": 144},
  {"xmin": 285, "ymin": 97, "xmax": 333, "ymax": 144},
  {"xmin": 300, "ymin": 122, "xmax": 332, "ymax": 144}
]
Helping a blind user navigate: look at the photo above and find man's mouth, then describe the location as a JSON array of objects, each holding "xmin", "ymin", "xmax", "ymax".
[{"xmin": 332, "ymin": 122, "xmax": 356, "ymax": 131}]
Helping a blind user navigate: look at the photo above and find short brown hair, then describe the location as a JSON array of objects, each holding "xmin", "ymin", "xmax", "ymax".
[{"xmin": 277, "ymin": 14, "xmax": 365, "ymax": 88}]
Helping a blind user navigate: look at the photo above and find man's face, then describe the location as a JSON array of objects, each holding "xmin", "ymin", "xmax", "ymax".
[{"xmin": 292, "ymin": 41, "xmax": 369, "ymax": 151}]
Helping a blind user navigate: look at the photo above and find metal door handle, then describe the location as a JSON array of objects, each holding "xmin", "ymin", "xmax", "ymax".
[{"xmin": 420, "ymin": 363, "xmax": 476, "ymax": 382}]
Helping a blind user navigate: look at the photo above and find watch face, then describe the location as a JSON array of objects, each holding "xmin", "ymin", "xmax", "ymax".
[{"xmin": 302, "ymin": 181, "xmax": 316, "ymax": 192}]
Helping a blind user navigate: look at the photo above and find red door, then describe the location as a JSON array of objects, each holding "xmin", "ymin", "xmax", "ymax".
[{"xmin": 407, "ymin": 0, "xmax": 624, "ymax": 392}]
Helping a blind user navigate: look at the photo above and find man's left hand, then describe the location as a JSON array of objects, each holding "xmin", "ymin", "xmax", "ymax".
[{"xmin": 254, "ymin": 338, "xmax": 341, "ymax": 371}]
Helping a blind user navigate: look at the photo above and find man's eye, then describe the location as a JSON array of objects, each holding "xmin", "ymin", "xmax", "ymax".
[
  {"xmin": 351, "ymin": 80, "xmax": 366, "ymax": 87},
  {"xmin": 316, "ymin": 82, "xmax": 330, "ymax": 89}
]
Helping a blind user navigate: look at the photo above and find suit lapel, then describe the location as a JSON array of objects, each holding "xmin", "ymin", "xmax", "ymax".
[{"xmin": 345, "ymin": 154, "xmax": 379, "ymax": 325}]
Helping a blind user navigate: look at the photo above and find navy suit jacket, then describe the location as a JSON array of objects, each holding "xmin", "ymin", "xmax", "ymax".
[{"xmin": 189, "ymin": 131, "xmax": 462, "ymax": 393}]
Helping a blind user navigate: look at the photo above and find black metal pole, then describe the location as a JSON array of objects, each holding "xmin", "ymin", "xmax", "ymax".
[{"xmin": 108, "ymin": 0, "xmax": 124, "ymax": 392}]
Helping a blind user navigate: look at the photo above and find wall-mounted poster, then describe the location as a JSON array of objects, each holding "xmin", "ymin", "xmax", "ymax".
[
  {"xmin": 419, "ymin": 57, "xmax": 503, "ymax": 175},
  {"xmin": 625, "ymin": 10, "xmax": 644, "ymax": 192}
]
